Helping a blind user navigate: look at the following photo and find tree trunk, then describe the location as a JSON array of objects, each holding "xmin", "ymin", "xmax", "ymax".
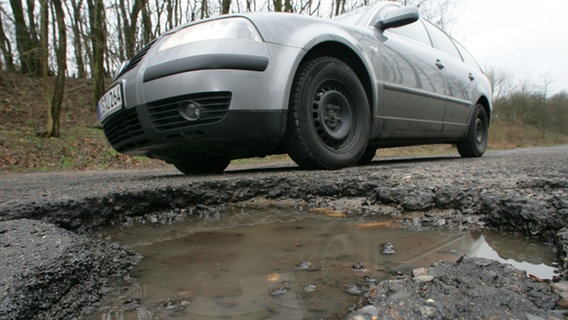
[
  {"xmin": 87, "ymin": 0, "xmax": 106, "ymax": 108},
  {"xmin": 69, "ymin": 0, "xmax": 86, "ymax": 78},
  {"xmin": 39, "ymin": 0, "xmax": 51, "ymax": 136},
  {"xmin": 48, "ymin": 0, "xmax": 67, "ymax": 137},
  {"xmin": 141, "ymin": 2, "xmax": 153, "ymax": 44},
  {"xmin": 333, "ymin": 0, "xmax": 345, "ymax": 16},
  {"xmin": 273, "ymin": 0, "xmax": 282, "ymax": 12},
  {"xmin": 9, "ymin": 0, "xmax": 41, "ymax": 75},
  {"xmin": 166, "ymin": 0, "xmax": 173, "ymax": 29},
  {"xmin": 284, "ymin": 0, "xmax": 292, "ymax": 12},
  {"xmin": 221, "ymin": 0, "xmax": 231, "ymax": 14},
  {"xmin": 0, "ymin": 10, "xmax": 15, "ymax": 71},
  {"xmin": 26, "ymin": 0, "xmax": 39, "ymax": 43},
  {"xmin": 200, "ymin": 0, "xmax": 208, "ymax": 19},
  {"xmin": 123, "ymin": 0, "xmax": 147, "ymax": 58}
]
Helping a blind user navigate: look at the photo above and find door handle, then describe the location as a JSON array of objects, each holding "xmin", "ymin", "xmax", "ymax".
[
  {"xmin": 468, "ymin": 73, "xmax": 475, "ymax": 81},
  {"xmin": 435, "ymin": 59, "xmax": 444, "ymax": 70}
]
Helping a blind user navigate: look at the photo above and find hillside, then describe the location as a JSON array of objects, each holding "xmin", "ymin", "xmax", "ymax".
[{"xmin": 0, "ymin": 72, "xmax": 166, "ymax": 172}]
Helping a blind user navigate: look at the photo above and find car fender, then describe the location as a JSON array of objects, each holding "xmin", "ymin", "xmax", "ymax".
[
  {"xmin": 248, "ymin": 14, "xmax": 379, "ymax": 115},
  {"xmin": 294, "ymin": 30, "xmax": 379, "ymax": 116}
]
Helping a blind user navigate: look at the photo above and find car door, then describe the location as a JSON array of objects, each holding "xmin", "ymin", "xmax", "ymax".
[
  {"xmin": 372, "ymin": 7, "xmax": 447, "ymax": 138},
  {"xmin": 423, "ymin": 21, "xmax": 475, "ymax": 137}
]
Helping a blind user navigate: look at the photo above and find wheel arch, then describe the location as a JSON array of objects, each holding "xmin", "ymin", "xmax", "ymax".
[
  {"xmin": 296, "ymin": 41, "xmax": 376, "ymax": 118},
  {"xmin": 476, "ymin": 95, "xmax": 492, "ymax": 124}
]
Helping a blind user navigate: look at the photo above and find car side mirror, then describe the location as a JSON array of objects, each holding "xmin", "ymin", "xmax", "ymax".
[{"xmin": 375, "ymin": 7, "xmax": 419, "ymax": 31}]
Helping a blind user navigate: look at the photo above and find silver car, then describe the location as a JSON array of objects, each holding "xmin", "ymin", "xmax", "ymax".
[{"xmin": 98, "ymin": 1, "xmax": 492, "ymax": 174}]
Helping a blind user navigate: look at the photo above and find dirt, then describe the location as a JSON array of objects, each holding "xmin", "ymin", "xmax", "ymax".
[{"xmin": 0, "ymin": 146, "xmax": 567, "ymax": 319}]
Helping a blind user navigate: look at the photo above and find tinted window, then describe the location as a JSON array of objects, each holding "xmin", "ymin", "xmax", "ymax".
[{"xmin": 424, "ymin": 21, "xmax": 461, "ymax": 59}]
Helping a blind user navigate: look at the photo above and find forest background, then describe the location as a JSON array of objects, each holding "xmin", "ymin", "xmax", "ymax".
[{"xmin": 0, "ymin": 0, "xmax": 566, "ymax": 172}]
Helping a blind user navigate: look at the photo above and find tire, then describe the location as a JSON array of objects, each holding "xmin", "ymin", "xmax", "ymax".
[
  {"xmin": 457, "ymin": 103, "xmax": 489, "ymax": 158},
  {"xmin": 357, "ymin": 146, "xmax": 377, "ymax": 165},
  {"xmin": 173, "ymin": 157, "xmax": 230, "ymax": 175},
  {"xmin": 284, "ymin": 57, "xmax": 371, "ymax": 169}
]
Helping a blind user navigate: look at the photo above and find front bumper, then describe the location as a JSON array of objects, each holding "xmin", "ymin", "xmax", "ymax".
[
  {"xmin": 100, "ymin": 39, "xmax": 303, "ymax": 162},
  {"xmin": 102, "ymin": 101, "xmax": 286, "ymax": 162}
]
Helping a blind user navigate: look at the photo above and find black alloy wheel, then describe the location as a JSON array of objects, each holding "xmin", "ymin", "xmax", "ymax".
[{"xmin": 284, "ymin": 56, "xmax": 371, "ymax": 169}]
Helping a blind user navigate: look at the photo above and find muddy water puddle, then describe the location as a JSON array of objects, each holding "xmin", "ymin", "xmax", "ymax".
[{"xmin": 91, "ymin": 206, "xmax": 557, "ymax": 319}]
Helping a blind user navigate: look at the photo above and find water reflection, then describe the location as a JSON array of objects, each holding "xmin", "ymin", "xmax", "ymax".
[
  {"xmin": 91, "ymin": 209, "xmax": 557, "ymax": 320},
  {"xmin": 470, "ymin": 231, "xmax": 557, "ymax": 279}
]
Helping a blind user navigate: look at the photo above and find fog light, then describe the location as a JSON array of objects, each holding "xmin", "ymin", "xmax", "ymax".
[{"xmin": 179, "ymin": 101, "xmax": 201, "ymax": 121}]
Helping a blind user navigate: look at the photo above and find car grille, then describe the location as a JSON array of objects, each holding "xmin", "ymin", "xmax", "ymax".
[
  {"xmin": 101, "ymin": 107, "xmax": 149, "ymax": 152},
  {"xmin": 147, "ymin": 92, "xmax": 232, "ymax": 131},
  {"xmin": 115, "ymin": 39, "xmax": 157, "ymax": 79}
]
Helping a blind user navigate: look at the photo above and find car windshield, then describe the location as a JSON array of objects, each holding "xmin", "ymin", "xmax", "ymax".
[{"xmin": 333, "ymin": 5, "xmax": 371, "ymax": 25}]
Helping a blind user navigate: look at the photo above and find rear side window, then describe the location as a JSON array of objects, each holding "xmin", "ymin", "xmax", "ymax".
[
  {"xmin": 424, "ymin": 21, "xmax": 461, "ymax": 59},
  {"xmin": 454, "ymin": 40, "xmax": 482, "ymax": 70}
]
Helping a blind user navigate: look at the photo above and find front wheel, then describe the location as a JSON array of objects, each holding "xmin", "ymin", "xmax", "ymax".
[
  {"xmin": 284, "ymin": 57, "xmax": 371, "ymax": 169},
  {"xmin": 357, "ymin": 146, "xmax": 377, "ymax": 165},
  {"xmin": 173, "ymin": 157, "xmax": 230, "ymax": 175},
  {"xmin": 457, "ymin": 103, "xmax": 489, "ymax": 157}
]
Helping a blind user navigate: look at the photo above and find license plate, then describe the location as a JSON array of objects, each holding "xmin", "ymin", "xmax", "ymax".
[{"xmin": 98, "ymin": 83, "xmax": 124, "ymax": 120}]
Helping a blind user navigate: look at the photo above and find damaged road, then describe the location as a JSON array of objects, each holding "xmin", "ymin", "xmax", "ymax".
[{"xmin": 0, "ymin": 146, "xmax": 567, "ymax": 319}]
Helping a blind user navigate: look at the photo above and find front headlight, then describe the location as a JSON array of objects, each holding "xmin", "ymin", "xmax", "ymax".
[{"xmin": 156, "ymin": 17, "xmax": 263, "ymax": 52}]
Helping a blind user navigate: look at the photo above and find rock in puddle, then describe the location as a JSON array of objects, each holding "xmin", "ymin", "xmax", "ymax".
[
  {"xmin": 295, "ymin": 259, "xmax": 312, "ymax": 270},
  {"xmin": 381, "ymin": 242, "xmax": 395, "ymax": 255},
  {"xmin": 349, "ymin": 256, "xmax": 564, "ymax": 320}
]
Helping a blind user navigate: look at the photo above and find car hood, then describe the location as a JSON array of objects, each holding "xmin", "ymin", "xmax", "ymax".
[{"xmin": 159, "ymin": 12, "xmax": 369, "ymax": 49}]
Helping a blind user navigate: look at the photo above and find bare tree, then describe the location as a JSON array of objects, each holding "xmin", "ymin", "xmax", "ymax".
[
  {"xmin": 9, "ymin": 0, "xmax": 42, "ymax": 74},
  {"xmin": 67, "ymin": 0, "xmax": 86, "ymax": 78},
  {"xmin": 46, "ymin": 0, "xmax": 66, "ymax": 137},
  {"xmin": 87, "ymin": 0, "xmax": 106, "ymax": 107},
  {"xmin": 539, "ymin": 71, "xmax": 554, "ymax": 103},
  {"xmin": 141, "ymin": 1, "xmax": 153, "ymax": 43},
  {"xmin": 119, "ymin": 0, "xmax": 148, "ymax": 58},
  {"xmin": 273, "ymin": 0, "xmax": 282, "ymax": 11},
  {"xmin": 201, "ymin": 0, "xmax": 209, "ymax": 19},
  {"xmin": 401, "ymin": 0, "xmax": 461, "ymax": 31},
  {"xmin": 0, "ymin": 8, "xmax": 15, "ymax": 71},
  {"xmin": 283, "ymin": 0, "xmax": 292, "ymax": 12},
  {"xmin": 221, "ymin": 0, "xmax": 231, "ymax": 14},
  {"xmin": 333, "ymin": 0, "xmax": 346, "ymax": 16},
  {"xmin": 39, "ymin": 0, "xmax": 49, "ymax": 135},
  {"xmin": 485, "ymin": 67, "xmax": 514, "ymax": 100}
]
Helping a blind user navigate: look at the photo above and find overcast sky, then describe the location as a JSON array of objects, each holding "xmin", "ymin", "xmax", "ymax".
[{"xmin": 450, "ymin": 0, "xmax": 568, "ymax": 96}]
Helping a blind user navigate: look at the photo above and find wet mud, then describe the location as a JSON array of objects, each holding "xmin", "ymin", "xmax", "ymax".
[{"xmin": 0, "ymin": 146, "xmax": 567, "ymax": 319}]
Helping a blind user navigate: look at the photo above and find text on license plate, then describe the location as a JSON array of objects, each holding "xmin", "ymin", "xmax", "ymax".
[{"xmin": 98, "ymin": 83, "xmax": 124, "ymax": 120}]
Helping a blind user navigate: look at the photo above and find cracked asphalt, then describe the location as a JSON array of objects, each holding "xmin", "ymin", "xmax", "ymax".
[{"xmin": 0, "ymin": 145, "xmax": 567, "ymax": 319}]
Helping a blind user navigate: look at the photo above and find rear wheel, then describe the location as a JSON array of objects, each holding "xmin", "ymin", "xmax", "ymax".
[
  {"xmin": 284, "ymin": 57, "xmax": 370, "ymax": 169},
  {"xmin": 457, "ymin": 103, "xmax": 488, "ymax": 157},
  {"xmin": 173, "ymin": 157, "xmax": 230, "ymax": 175}
]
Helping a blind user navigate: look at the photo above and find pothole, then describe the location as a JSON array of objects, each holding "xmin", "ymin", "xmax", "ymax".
[{"xmin": 86, "ymin": 204, "xmax": 558, "ymax": 319}]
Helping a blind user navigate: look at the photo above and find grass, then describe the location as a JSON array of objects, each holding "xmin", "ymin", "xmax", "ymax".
[
  {"xmin": 1, "ymin": 71, "xmax": 567, "ymax": 173},
  {"xmin": 489, "ymin": 118, "xmax": 568, "ymax": 149}
]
